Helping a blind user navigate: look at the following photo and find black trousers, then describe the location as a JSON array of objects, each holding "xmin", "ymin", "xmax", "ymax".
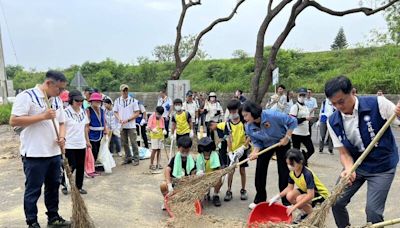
[
  {"xmin": 254, "ymin": 143, "xmax": 291, "ymax": 206},
  {"xmin": 90, "ymin": 140, "xmax": 101, "ymax": 161},
  {"xmin": 65, "ymin": 148, "xmax": 86, "ymax": 189},
  {"xmin": 136, "ymin": 124, "xmax": 149, "ymax": 148},
  {"xmin": 292, "ymin": 134, "xmax": 315, "ymax": 165}
]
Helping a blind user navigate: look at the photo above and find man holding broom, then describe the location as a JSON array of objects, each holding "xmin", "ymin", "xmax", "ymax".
[
  {"xmin": 9, "ymin": 71, "xmax": 71, "ymax": 228},
  {"xmin": 326, "ymin": 76, "xmax": 400, "ymax": 228}
]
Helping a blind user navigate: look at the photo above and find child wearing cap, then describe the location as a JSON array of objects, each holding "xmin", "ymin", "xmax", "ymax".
[
  {"xmin": 148, "ymin": 106, "xmax": 167, "ymax": 171},
  {"xmin": 160, "ymin": 136, "xmax": 196, "ymax": 210},
  {"xmin": 196, "ymin": 137, "xmax": 223, "ymax": 207},
  {"xmin": 268, "ymin": 148, "xmax": 329, "ymax": 224},
  {"xmin": 171, "ymin": 98, "xmax": 194, "ymax": 143},
  {"xmin": 104, "ymin": 98, "xmax": 122, "ymax": 157}
]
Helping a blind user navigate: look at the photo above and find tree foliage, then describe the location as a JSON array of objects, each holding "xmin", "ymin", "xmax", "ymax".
[{"xmin": 331, "ymin": 27, "xmax": 348, "ymax": 50}]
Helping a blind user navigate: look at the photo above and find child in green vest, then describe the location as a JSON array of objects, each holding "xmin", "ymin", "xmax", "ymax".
[
  {"xmin": 196, "ymin": 137, "xmax": 223, "ymax": 207},
  {"xmin": 160, "ymin": 136, "xmax": 196, "ymax": 210}
]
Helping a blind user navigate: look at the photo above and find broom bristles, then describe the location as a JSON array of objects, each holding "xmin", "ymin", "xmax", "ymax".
[{"xmin": 63, "ymin": 158, "xmax": 95, "ymax": 228}]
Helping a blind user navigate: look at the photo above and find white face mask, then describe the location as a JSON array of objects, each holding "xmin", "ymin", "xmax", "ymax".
[
  {"xmin": 229, "ymin": 113, "xmax": 240, "ymax": 120},
  {"xmin": 298, "ymin": 97, "xmax": 305, "ymax": 103},
  {"xmin": 210, "ymin": 97, "xmax": 216, "ymax": 102},
  {"xmin": 287, "ymin": 165, "xmax": 295, "ymax": 171},
  {"xmin": 175, "ymin": 105, "xmax": 182, "ymax": 111}
]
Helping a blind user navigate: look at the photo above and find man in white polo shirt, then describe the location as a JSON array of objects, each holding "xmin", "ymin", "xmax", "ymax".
[
  {"xmin": 9, "ymin": 71, "xmax": 70, "ymax": 228},
  {"xmin": 114, "ymin": 84, "xmax": 140, "ymax": 165}
]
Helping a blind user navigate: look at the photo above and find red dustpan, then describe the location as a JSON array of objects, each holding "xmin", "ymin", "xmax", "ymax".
[
  {"xmin": 164, "ymin": 195, "xmax": 202, "ymax": 218},
  {"xmin": 247, "ymin": 202, "xmax": 292, "ymax": 227}
]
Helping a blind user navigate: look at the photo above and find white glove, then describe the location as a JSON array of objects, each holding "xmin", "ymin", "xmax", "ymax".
[
  {"xmin": 228, "ymin": 152, "xmax": 235, "ymax": 166},
  {"xmin": 170, "ymin": 133, "xmax": 176, "ymax": 140},
  {"xmin": 189, "ymin": 130, "xmax": 194, "ymax": 138},
  {"xmin": 151, "ymin": 128, "xmax": 158, "ymax": 134},
  {"xmin": 140, "ymin": 119, "xmax": 146, "ymax": 126},
  {"xmin": 163, "ymin": 129, "xmax": 167, "ymax": 135},
  {"xmin": 167, "ymin": 183, "xmax": 174, "ymax": 193},
  {"xmin": 233, "ymin": 145, "xmax": 246, "ymax": 161},
  {"xmin": 196, "ymin": 170, "xmax": 204, "ymax": 176},
  {"xmin": 268, "ymin": 194, "xmax": 281, "ymax": 206}
]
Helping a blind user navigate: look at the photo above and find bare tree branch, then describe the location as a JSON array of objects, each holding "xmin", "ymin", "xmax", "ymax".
[
  {"xmin": 258, "ymin": 0, "xmax": 308, "ymax": 100},
  {"xmin": 181, "ymin": 0, "xmax": 246, "ymax": 69},
  {"xmin": 171, "ymin": 0, "xmax": 246, "ymax": 80},
  {"xmin": 309, "ymin": 0, "xmax": 400, "ymax": 16},
  {"xmin": 268, "ymin": 0, "xmax": 273, "ymax": 13},
  {"xmin": 251, "ymin": 0, "xmax": 293, "ymax": 101}
]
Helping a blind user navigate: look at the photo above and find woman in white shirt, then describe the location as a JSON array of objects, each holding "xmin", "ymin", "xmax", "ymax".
[
  {"xmin": 289, "ymin": 88, "xmax": 315, "ymax": 166},
  {"xmin": 63, "ymin": 90, "xmax": 90, "ymax": 195},
  {"xmin": 204, "ymin": 92, "xmax": 223, "ymax": 137}
]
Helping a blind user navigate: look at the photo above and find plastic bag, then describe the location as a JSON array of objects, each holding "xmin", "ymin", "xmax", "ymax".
[
  {"xmin": 139, "ymin": 147, "xmax": 151, "ymax": 160},
  {"xmin": 98, "ymin": 136, "xmax": 116, "ymax": 173},
  {"xmin": 85, "ymin": 147, "xmax": 95, "ymax": 174}
]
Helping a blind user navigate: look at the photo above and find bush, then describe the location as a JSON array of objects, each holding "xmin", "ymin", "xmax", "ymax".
[{"xmin": 0, "ymin": 104, "xmax": 12, "ymax": 125}]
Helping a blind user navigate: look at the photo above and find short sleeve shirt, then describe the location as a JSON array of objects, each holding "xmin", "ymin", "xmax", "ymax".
[
  {"xmin": 12, "ymin": 86, "xmax": 65, "ymax": 157},
  {"xmin": 64, "ymin": 106, "xmax": 89, "ymax": 149},
  {"xmin": 113, "ymin": 96, "xmax": 139, "ymax": 129}
]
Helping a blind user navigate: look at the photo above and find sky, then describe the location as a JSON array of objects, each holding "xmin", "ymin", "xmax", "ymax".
[{"xmin": 0, "ymin": 0, "xmax": 389, "ymax": 70}]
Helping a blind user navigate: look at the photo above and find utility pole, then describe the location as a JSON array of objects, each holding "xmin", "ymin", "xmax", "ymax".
[{"xmin": 0, "ymin": 24, "xmax": 8, "ymax": 104}]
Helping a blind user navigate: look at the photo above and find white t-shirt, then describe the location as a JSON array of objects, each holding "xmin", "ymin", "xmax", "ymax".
[
  {"xmin": 183, "ymin": 101, "xmax": 198, "ymax": 123},
  {"xmin": 12, "ymin": 86, "xmax": 65, "ymax": 157},
  {"xmin": 157, "ymin": 96, "xmax": 172, "ymax": 118},
  {"xmin": 290, "ymin": 102, "xmax": 310, "ymax": 136},
  {"xmin": 113, "ymin": 96, "xmax": 140, "ymax": 129},
  {"xmin": 205, "ymin": 101, "xmax": 223, "ymax": 122},
  {"xmin": 305, "ymin": 97, "xmax": 318, "ymax": 116},
  {"xmin": 64, "ymin": 106, "xmax": 89, "ymax": 149},
  {"xmin": 328, "ymin": 96, "xmax": 400, "ymax": 150}
]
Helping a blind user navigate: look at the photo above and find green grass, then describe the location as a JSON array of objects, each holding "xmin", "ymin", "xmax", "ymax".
[
  {"xmin": 9, "ymin": 45, "xmax": 400, "ymax": 94},
  {"xmin": 0, "ymin": 104, "xmax": 12, "ymax": 125}
]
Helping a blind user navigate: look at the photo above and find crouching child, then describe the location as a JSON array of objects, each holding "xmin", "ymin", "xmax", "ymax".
[
  {"xmin": 160, "ymin": 136, "xmax": 196, "ymax": 210},
  {"xmin": 268, "ymin": 148, "xmax": 329, "ymax": 224},
  {"xmin": 196, "ymin": 137, "xmax": 223, "ymax": 207}
]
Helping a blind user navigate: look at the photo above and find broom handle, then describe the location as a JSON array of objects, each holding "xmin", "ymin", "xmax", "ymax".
[
  {"xmin": 349, "ymin": 114, "xmax": 397, "ymax": 175},
  {"xmin": 370, "ymin": 217, "xmax": 400, "ymax": 227},
  {"xmin": 236, "ymin": 142, "xmax": 281, "ymax": 167}
]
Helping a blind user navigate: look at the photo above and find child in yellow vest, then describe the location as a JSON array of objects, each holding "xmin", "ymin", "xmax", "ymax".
[
  {"xmin": 268, "ymin": 148, "xmax": 329, "ymax": 224},
  {"xmin": 196, "ymin": 137, "xmax": 222, "ymax": 207},
  {"xmin": 171, "ymin": 98, "xmax": 194, "ymax": 143},
  {"xmin": 147, "ymin": 106, "xmax": 167, "ymax": 171}
]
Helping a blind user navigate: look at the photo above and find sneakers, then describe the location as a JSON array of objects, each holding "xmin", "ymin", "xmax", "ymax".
[
  {"xmin": 161, "ymin": 202, "xmax": 166, "ymax": 210},
  {"xmin": 248, "ymin": 202, "xmax": 257, "ymax": 210},
  {"xmin": 224, "ymin": 191, "xmax": 232, "ymax": 201},
  {"xmin": 157, "ymin": 164, "xmax": 163, "ymax": 169},
  {"xmin": 28, "ymin": 222, "xmax": 41, "ymax": 228},
  {"xmin": 61, "ymin": 187, "xmax": 68, "ymax": 195},
  {"xmin": 149, "ymin": 165, "xmax": 157, "ymax": 170},
  {"xmin": 117, "ymin": 152, "xmax": 123, "ymax": 157},
  {"xmin": 79, "ymin": 189, "xmax": 87, "ymax": 194},
  {"xmin": 47, "ymin": 215, "xmax": 71, "ymax": 227},
  {"xmin": 293, "ymin": 213, "xmax": 308, "ymax": 224},
  {"xmin": 329, "ymin": 150, "xmax": 334, "ymax": 155},
  {"xmin": 240, "ymin": 189, "xmax": 248, "ymax": 200},
  {"xmin": 133, "ymin": 160, "xmax": 140, "ymax": 166},
  {"xmin": 212, "ymin": 195, "xmax": 221, "ymax": 207}
]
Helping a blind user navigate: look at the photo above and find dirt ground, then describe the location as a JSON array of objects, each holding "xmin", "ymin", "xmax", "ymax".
[{"xmin": 1, "ymin": 124, "xmax": 400, "ymax": 228}]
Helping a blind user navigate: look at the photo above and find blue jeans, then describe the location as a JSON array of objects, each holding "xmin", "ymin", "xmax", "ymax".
[
  {"xmin": 109, "ymin": 133, "xmax": 121, "ymax": 154},
  {"xmin": 23, "ymin": 155, "xmax": 61, "ymax": 224}
]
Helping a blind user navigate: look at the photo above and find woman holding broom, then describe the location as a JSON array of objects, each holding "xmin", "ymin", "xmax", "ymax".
[
  {"xmin": 325, "ymin": 76, "xmax": 400, "ymax": 228},
  {"xmin": 62, "ymin": 90, "xmax": 90, "ymax": 195},
  {"xmin": 9, "ymin": 71, "xmax": 71, "ymax": 228},
  {"xmin": 242, "ymin": 100, "xmax": 297, "ymax": 209}
]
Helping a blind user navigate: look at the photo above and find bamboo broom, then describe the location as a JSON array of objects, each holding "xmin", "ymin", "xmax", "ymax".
[{"xmin": 43, "ymin": 91, "xmax": 95, "ymax": 228}]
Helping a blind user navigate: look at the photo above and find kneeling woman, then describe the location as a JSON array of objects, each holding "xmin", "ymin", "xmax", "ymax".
[{"xmin": 269, "ymin": 148, "xmax": 329, "ymax": 223}]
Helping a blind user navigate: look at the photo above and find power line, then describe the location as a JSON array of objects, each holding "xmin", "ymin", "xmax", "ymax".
[{"xmin": 0, "ymin": 0, "xmax": 18, "ymax": 65}]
